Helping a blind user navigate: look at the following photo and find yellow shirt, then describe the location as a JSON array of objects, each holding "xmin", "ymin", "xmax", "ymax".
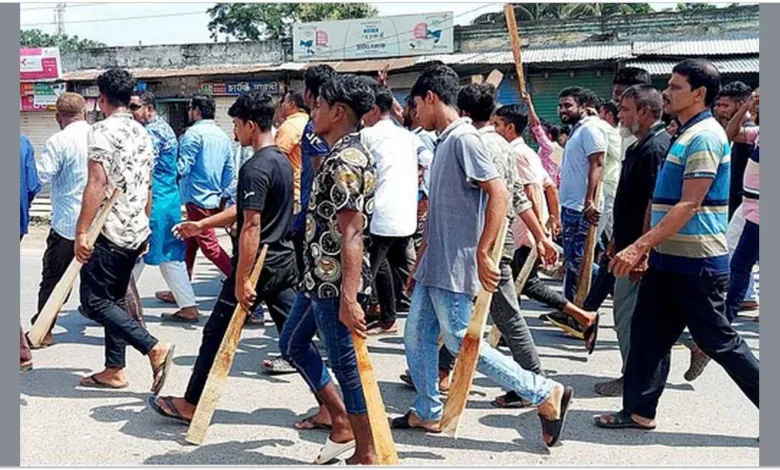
[{"xmin": 275, "ymin": 112, "xmax": 309, "ymax": 214}]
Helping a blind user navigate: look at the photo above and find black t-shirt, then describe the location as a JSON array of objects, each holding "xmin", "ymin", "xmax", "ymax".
[
  {"xmin": 613, "ymin": 123, "xmax": 671, "ymax": 252},
  {"xmin": 729, "ymin": 119, "xmax": 757, "ymax": 219},
  {"xmin": 235, "ymin": 145, "xmax": 295, "ymax": 268}
]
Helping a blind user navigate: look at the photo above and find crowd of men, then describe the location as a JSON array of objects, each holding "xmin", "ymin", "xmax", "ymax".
[{"xmin": 19, "ymin": 56, "xmax": 759, "ymax": 463}]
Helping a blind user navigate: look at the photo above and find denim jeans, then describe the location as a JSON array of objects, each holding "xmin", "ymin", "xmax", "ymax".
[
  {"xmin": 727, "ymin": 206, "xmax": 757, "ymax": 302},
  {"xmin": 80, "ymin": 235, "xmax": 159, "ymax": 369},
  {"xmin": 726, "ymin": 220, "xmax": 760, "ymax": 323},
  {"xmin": 404, "ymin": 284, "xmax": 556, "ymax": 422},
  {"xmin": 561, "ymin": 207, "xmax": 599, "ymax": 301},
  {"xmin": 280, "ymin": 293, "xmax": 367, "ymax": 415}
]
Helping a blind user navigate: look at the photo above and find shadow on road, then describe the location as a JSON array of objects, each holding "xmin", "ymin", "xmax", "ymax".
[{"xmin": 143, "ymin": 438, "xmax": 307, "ymax": 465}]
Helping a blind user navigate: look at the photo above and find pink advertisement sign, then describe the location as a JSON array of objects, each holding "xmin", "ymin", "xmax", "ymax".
[{"xmin": 20, "ymin": 48, "xmax": 62, "ymax": 82}]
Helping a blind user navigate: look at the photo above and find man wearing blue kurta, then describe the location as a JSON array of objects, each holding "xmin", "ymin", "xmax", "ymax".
[
  {"xmin": 20, "ymin": 134, "xmax": 40, "ymax": 371},
  {"xmin": 130, "ymin": 92, "xmax": 199, "ymax": 322}
]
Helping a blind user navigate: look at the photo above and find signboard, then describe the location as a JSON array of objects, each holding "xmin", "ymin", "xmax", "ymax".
[
  {"xmin": 78, "ymin": 85, "xmax": 100, "ymax": 98},
  {"xmin": 293, "ymin": 12, "xmax": 454, "ymax": 61},
  {"xmin": 32, "ymin": 82, "xmax": 66, "ymax": 106},
  {"xmin": 20, "ymin": 47, "xmax": 62, "ymax": 82},
  {"xmin": 200, "ymin": 80, "xmax": 280, "ymax": 96},
  {"xmin": 20, "ymin": 95, "xmax": 56, "ymax": 112}
]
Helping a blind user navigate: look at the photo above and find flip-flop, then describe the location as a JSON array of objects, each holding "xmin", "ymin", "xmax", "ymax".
[
  {"xmin": 366, "ymin": 324, "xmax": 399, "ymax": 336},
  {"xmin": 79, "ymin": 374, "xmax": 129, "ymax": 389},
  {"xmin": 151, "ymin": 344, "xmax": 176, "ymax": 395},
  {"xmin": 20, "ymin": 361, "xmax": 33, "ymax": 373},
  {"xmin": 155, "ymin": 291, "xmax": 177, "ymax": 304},
  {"xmin": 538, "ymin": 385, "xmax": 574, "ymax": 447},
  {"xmin": 390, "ymin": 411, "xmax": 442, "ymax": 433},
  {"xmin": 593, "ymin": 410, "xmax": 656, "ymax": 430},
  {"xmin": 148, "ymin": 396, "xmax": 192, "ymax": 424},
  {"xmin": 491, "ymin": 391, "xmax": 533, "ymax": 409},
  {"xmin": 294, "ymin": 415, "xmax": 333, "ymax": 431},
  {"xmin": 313, "ymin": 437, "xmax": 356, "ymax": 465},
  {"xmin": 583, "ymin": 314, "xmax": 600, "ymax": 355},
  {"xmin": 262, "ymin": 357, "xmax": 297, "ymax": 375},
  {"xmin": 161, "ymin": 312, "xmax": 199, "ymax": 323}
]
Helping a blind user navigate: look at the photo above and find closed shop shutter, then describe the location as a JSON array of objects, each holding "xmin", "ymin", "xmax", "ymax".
[
  {"xmin": 214, "ymin": 96, "xmax": 237, "ymax": 140},
  {"xmin": 496, "ymin": 78, "xmax": 522, "ymax": 106},
  {"xmin": 527, "ymin": 70, "xmax": 613, "ymax": 125},
  {"xmin": 20, "ymin": 111, "xmax": 59, "ymax": 156}
]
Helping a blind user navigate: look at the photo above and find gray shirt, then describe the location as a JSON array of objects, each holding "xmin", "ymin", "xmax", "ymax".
[
  {"xmin": 414, "ymin": 117, "xmax": 501, "ymax": 297},
  {"xmin": 559, "ymin": 115, "xmax": 607, "ymax": 212}
]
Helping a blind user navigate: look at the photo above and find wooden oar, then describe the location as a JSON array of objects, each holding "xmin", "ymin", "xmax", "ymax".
[
  {"xmin": 353, "ymin": 333, "xmax": 399, "ymax": 464},
  {"xmin": 439, "ymin": 221, "xmax": 508, "ymax": 437},
  {"xmin": 487, "ymin": 246, "xmax": 538, "ymax": 348},
  {"xmin": 186, "ymin": 245, "xmax": 268, "ymax": 445},
  {"xmin": 27, "ymin": 188, "xmax": 121, "ymax": 347}
]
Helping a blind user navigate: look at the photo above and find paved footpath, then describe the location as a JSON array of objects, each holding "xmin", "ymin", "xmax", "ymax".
[{"xmin": 20, "ymin": 226, "xmax": 759, "ymax": 466}]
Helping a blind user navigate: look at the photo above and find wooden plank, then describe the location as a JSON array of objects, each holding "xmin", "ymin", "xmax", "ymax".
[
  {"xmin": 470, "ymin": 74, "xmax": 484, "ymax": 84},
  {"xmin": 484, "ymin": 70, "xmax": 504, "ymax": 88},
  {"xmin": 185, "ymin": 245, "xmax": 269, "ymax": 445},
  {"xmin": 487, "ymin": 247, "xmax": 538, "ymax": 348},
  {"xmin": 504, "ymin": 4, "xmax": 527, "ymax": 94},
  {"xmin": 573, "ymin": 183, "xmax": 602, "ymax": 307},
  {"xmin": 352, "ymin": 333, "xmax": 399, "ymax": 465},
  {"xmin": 27, "ymin": 189, "xmax": 121, "ymax": 347},
  {"xmin": 439, "ymin": 221, "xmax": 508, "ymax": 437}
]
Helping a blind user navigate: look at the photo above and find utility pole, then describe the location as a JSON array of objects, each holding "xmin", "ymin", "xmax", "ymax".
[{"xmin": 54, "ymin": 3, "xmax": 65, "ymax": 37}]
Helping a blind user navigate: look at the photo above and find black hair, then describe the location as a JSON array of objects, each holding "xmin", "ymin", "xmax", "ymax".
[
  {"xmin": 672, "ymin": 59, "xmax": 721, "ymax": 107},
  {"xmin": 96, "ymin": 68, "xmax": 136, "ymax": 107},
  {"xmin": 319, "ymin": 74, "xmax": 376, "ymax": 122},
  {"xmin": 717, "ymin": 81, "xmax": 752, "ymax": 102},
  {"xmin": 559, "ymin": 86, "xmax": 595, "ymax": 107},
  {"xmin": 303, "ymin": 64, "xmax": 337, "ymax": 101},
  {"xmin": 134, "ymin": 90, "xmax": 156, "ymax": 110},
  {"xmin": 613, "ymin": 67, "xmax": 652, "ymax": 87},
  {"xmin": 560, "ymin": 125, "xmax": 571, "ymax": 136},
  {"xmin": 598, "ymin": 100, "xmax": 619, "ymax": 121},
  {"xmin": 494, "ymin": 104, "xmax": 529, "ymax": 135},
  {"xmin": 190, "ymin": 94, "xmax": 216, "ymax": 120},
  {"xmin": 622, "ymin": 84, "xmax": 664, "ymax": 120},
  {"xmin": 541, "ymin": 120, "xmax": 560, "ymax": 141},
  {"xmin": 284, "ymin": 90, "xmax": 309, "ymax": 113},
  {"xmin": 409, "ymin": 64, "xmax": 460, "ymax": 106},
  {"xmin": 372, "ymin": 85, "xmax": 395, "ymax": 114},
  {"xmin": 227, "ymin": 90, "xmax": 275, "ymax": 133},
  {"xmin": 457, "ymin": 83, "xmax": 496, "ymax": 122}
]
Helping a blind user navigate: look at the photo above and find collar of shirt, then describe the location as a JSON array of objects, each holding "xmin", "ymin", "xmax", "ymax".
[
  {"xmin": 286, "ymin": 111, "xmax": 309, "ymax": 122},
  {"xmin": 631, "ymin": 121, "xmax": 667, "ymax": 151},
  {"xmin": 439, "ymin": 117, "xmax": 472, "ymax": 141},
  {"xmin": 110, "ymin": 111, "xmax": 134, "ymax": 121},
  {"xmin": 193, "ymin": 119, "xmax": 216, "ymax": 127},
  {"xmin": 570, "ymin": 115, "xmax": 599, "ymax": 135},
  {"xmin": 673, "ymin": 109, "xmax": 713, "ymax": 143},
  {"xmin": 510, "ymin": 136, "xmax": 527, "ymax": 147}
]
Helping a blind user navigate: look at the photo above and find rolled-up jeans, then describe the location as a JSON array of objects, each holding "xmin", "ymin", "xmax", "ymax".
[
  {"xmin": 280, "ymin": 292, "xmax": 367, "ymax": 415},
  {"xmin": 561, "ymin": 207, "xmax": 599, "ymax": 301},
  {"xmin": 404, "ymin": 284, "xmax": 556, "ymax": 422}
]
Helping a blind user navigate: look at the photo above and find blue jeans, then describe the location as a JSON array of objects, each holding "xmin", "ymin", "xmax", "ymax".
[
  {"xmin": 280, "ymin": 292, "xmax": 367, "ymax": 415},
  {"xmin": 726, "ymin": 220, "xmax": 760, "ymax": 323},
  {"xmin": 404, "ymin": 284, "xmax": 556, "ymax": 422},
  {"xmin": 561, "ymin": 207, "xmax": 599, "ymax": 301}
]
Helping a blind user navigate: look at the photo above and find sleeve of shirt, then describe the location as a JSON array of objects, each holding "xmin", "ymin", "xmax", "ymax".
[
  {"xmin": 581, "ymin": 126, "xmax": 608, "ymax": 158},
  {"xmin": 744, "ymin": 126, "xmax": 759, "ymax": 145},
  {"xmin": 531, "ymin": 123, "xmax": 554, "ymax": 155},
  {"xmin": 177, "ymin": 130, "xmax": 198, "ymax": 178},
  {"xmin": 238, "ymin": 164, "xmax": 271, "ymax": 214},
  {"xmin": 221, "ymin": 143, "xmax": 237, "ymax": 202},
  {"xmin": 507, "ymin": 150, "xmax": 532, "ymax": 215},
  {"xmin": 683, "ymin": 132, "xmax": 725, "ymax": 180},
  {"xmin": 307, "ymin": 128, "xmax": 329, "ymax": 159},
  {"xmin": 330, "ymin": 149, "xmax": 369, "ymax": 213},
  {"xmin": 87, "ymin": 126, "xmax": 113, "ymax": 166},
  {"xmin": 35, "ymin": 137, "xmax": 60, "ymax": 186},
  {"xmin": 275, "ymin": 122, "xmax": 298, "ymax": 156},
  {"xmin": 458, "ymin": 133, "xmax": 500, "ymax": 186}
]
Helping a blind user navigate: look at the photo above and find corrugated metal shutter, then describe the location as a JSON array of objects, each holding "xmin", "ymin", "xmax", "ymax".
[
  {"xmin": 20, "ymin": 111, "xmax": 59, "ymax": 156},
  {"xmin": 214, "ymin": 96, "xmax": 237, "ymax": 140},
  {"xmin": 496, "ymin": 78, "xmax": 522, "ymax": 107},
  {"xmin": 527, "ymin": 71, "xmax": 613, "ymax": 125}
]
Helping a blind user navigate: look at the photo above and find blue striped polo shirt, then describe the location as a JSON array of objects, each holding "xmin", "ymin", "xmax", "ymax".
[{"xmin": 649, "ymin": 110, "xmax": 731, "ymax": 275}]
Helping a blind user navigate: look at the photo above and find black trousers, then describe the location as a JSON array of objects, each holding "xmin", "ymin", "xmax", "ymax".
[
  {"xmin": 369, "ymin": 234, "xmax": 413, "ymax": 324},
  {"xmin": 624, "ymin": 267, "xmax": 759, "ymax": 420},
  {"xmin": 511, "ymin": 245, "xmax": 568, "ymax": 312},
  {"xmin": 184, "ymin": 255, "xmax": 298, "ymax": 405},
  {"xmin": 31, "ymin": 230, "xmax": 75, "ymax": 331},
  {"xmin": 80, "ymin": 236, "xmax": 158, "ymax": 369}
]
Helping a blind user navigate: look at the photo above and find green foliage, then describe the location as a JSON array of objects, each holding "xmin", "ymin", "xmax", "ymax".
[
  {"xmin": 473, "ymin": 3, "xmax": 654, "ymax": 24},
  {"xmin": 20, "ymin": 28, "xmax": 105, "ymax": 52},
  {"xmin": 676, "ymin": 3, "xmax": 718, "ymax": 11},
  {"xmin": 207, "ymin": 3, "xmax": 378, "ymax": 42}
]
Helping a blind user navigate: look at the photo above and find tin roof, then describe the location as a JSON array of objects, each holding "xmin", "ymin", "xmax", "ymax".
[
  {"xmin": 625, "ymin": 56, "xmax": 760, "ymax": 75},
  {"xmin": 632, "ymin": 38, "xmax": 759, "ymax": 56},
  {"xmin": 63, "ymin": 63, "xmax": 290, "ymax": 81},
  {"xmin": 416, "ymin": 43, "xmax": 633, "ymax": 66}
]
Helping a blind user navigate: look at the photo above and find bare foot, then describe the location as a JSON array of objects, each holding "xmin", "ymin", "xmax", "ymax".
[
  {"xmin": 439, "ymin": 371, "xmax": 451, "ymax": 392},
  {"xmin": 347, "ymin": 453, "xmax": 379, "ymax": 465}
]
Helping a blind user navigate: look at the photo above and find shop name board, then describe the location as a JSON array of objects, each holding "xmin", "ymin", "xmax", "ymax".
[
  {"xmin": 20, "ymin": 81, "xmax": 65, "ymax": 111},
  {"xmin": 200, "ymin": 80, "xmax": 280, "ymax": 96},
  {"xmin": 20, "ymin": 47, "xmax": 62, "ymax": 82},
  {"xmin": 293, "ymin": 12, "xmax": 454, "ymax": 61}
]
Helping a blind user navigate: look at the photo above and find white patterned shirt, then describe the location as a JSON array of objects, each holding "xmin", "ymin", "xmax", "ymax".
[
  {"xmin": 36, "ymin": 120, "xmax": 90, "ymax": 240},
  {"xmin": 88, "ymin": 112, "xmax": 154, "ymax": 250}
]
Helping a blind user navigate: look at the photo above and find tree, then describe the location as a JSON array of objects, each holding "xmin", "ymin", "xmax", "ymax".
[
  {"xmin": 20, "ymin": 28, "xmax": 105, "ymax": 52},
  {"xmin": 676, "ymin": 3, "xmax": 718, "ymax": 11},
  {"xmin": 207, "ymin": 3, "xmax": 378, "ymax": 42},
  {"xmin": 472, "ymin": 3, "xmax": 653, "ymax": 25}
]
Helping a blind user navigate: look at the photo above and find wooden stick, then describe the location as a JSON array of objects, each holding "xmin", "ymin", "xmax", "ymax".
[
  {"xmin": 352, "ymin": 333, "xmax": 399, "ymax": 465},
  {"xmin": 504, "ymin": 4, "xmax": 527, "ymax": 95},
  {"xmin": 186, "ymin": 245, "xmax": 269, "ymax": 445},
  {"xmin": 487, "ymin": 246, "xmax": 538, "ymax": 348},
  {"xmin": 440, "ymin": 221, "xmax": 508, "ymax": 437},
  {"xmin": 573, "ymin": 183, "xmax": 602, "ymax": 307},
  {"xmin": 484, "ymin": 69, "xmax": 504, "ymax": 88},
  {"xmin": 27, "ymin": 188, "xmax": 121, "ymax": 347}
]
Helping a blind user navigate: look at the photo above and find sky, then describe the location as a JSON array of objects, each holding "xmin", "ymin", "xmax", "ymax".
[{"xmin": 20, "ymin": 1, "xmax": 738, "ymax": 48}]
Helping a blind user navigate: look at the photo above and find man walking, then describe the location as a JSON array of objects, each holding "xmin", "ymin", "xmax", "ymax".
[
  {"xmin": 129, "ymin": 92, "xmax": 200, "ymax": 323},
  {"xmin": 20, "ymin": 134, "xmax": 40, "ymax": 372},
  {"xmin": 28, "ymin": 93, "xmax": 89, "ymax": 348},
  {"xmin": 592, "ymin": 85, "xmax": 670, "ymax": 397},
  {"xmin": 178, "ymin": 94, "xmax": 235, "ymax": 280},
  {"xmin": 275, "ymin": 90, "xmax": 310, "ymax": 214},
  {"xmin": 76, "ymin": 68, "xmax": 174, "ymax": 391},
  {"xmin": 393, "ymin": 65, "xmax": 572, "ymax": 448},
  {"xmin": 595, "ymin": 59, "xmax": 759, "ymax": 430}
]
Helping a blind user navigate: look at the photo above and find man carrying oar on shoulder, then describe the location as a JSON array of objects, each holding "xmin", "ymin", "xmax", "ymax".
[
  {"xmin": 148, "ymin": 90, "xmax": 298, "ymax": 422},
  {"xmin": 391, "ymin": 65, "xmax": 573, "ymax": 448}
]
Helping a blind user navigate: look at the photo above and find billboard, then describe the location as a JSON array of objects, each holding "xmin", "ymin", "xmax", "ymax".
[
  {"xmin": 293, "ymin": 12, "xmax": 453, "ymax": 62},
  {"xmin": 20, "ymin": 47, "xmax": 62, "ymax": 82}
]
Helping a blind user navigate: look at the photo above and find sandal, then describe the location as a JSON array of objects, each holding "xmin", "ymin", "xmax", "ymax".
[
  {"xmin": 366, "ymin": 324, "xmax": 399, "ymax": 336},
  {"xmin": 79, "ymin": 374, "xmax": 129, "ymax": 389},
  {"xmin": 492, "ymin": 391, "xmax": 533, "ymax": 409},
  {"xmin": 20, "ymin": 360, "xmax": 33, "ymax": 373},
  {"xmin": 583, "ymin": 314, "xmax": 600, "ymax": 355},
  {"xmin": 148, "ymin": 396, "xmax": 192, "ymax": 424},
  {"xmin": 390, "ymin": 411, "xmax": 442, "ymax": 433},
  {"xmin": 538, "ymin": 385, "xmax": 574, "ymax": 447},
  {"xmin": 155, "ymin": 291, "xmax": 177, "ymax": 304},
  {"xmin": 594, "ymin": 410, "xmax": 655, "ymax": 430},
  {"xmin": 294, "ymin": 414, "xmax": 333, "ymax": 431},
  {"xmin": 161, "ymin": 312, "xmax": 199, "ymax": 323},
  {"xmin": 262, "ymin": 357, "xmax": 297, "ymax": 375},
  {"xmin": 313, "ymin": 437, "xmax": 356, "ymax": 464},
  {"xmin": 151, "ymin": 344, "xmax": 176, "ymax": 395}
]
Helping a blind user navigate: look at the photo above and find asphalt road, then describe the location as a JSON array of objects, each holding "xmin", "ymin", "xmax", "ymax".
[{"xmin": 20, "ymin": 228, "xmax": 760, "ymax": 466}]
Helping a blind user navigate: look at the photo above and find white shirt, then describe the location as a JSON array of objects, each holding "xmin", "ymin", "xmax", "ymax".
[
  {"xmin": 511, "ymin": 137, "xmax": 553, "ymax": 247},
  {"xmin": 360, "ymin": 118, "xmax": 433, "ymax": 237},
  {"xmin": 36, "ymin": 120, "xmax": 90, "ymax": 240}
]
